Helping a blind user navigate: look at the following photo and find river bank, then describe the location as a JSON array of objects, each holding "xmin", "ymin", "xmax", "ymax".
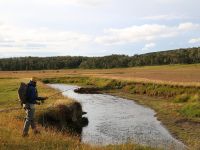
[{"xmin": 41, "ymin": 76, "xmax": 200, "ymax": 149}]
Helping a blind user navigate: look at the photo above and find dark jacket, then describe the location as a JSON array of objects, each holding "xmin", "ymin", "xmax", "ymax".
[{"xmin": 27, "ymin": 81, "xmax": 45, "ymax": 104}]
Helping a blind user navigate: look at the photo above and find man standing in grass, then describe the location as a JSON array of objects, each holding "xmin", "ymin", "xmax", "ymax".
[{"xmin": 22, "ymin": 77, "xmax": 47, "ymax": 137}]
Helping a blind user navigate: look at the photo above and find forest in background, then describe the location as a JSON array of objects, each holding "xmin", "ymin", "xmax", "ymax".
[{"xmin": 0, "ymin": 47, "xmax": 199, "ymax": 71}]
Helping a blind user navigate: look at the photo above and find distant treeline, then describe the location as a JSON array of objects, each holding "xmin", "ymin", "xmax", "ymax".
[{"xmin": 0, "ymin": 47, "xmax": 199, "ymax": 71}]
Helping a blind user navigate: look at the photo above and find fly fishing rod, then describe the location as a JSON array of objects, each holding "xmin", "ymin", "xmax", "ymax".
[{"xmin": 46, "ymin": 88, "xmax": 75, "ymax": 99}]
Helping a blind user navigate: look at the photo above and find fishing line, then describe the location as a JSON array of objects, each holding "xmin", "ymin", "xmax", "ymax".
[{"xmin": 0, "ymin": 88, "xmax": 75, "ymax": 113}]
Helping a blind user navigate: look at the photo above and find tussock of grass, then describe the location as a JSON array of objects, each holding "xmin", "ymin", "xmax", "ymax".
[
  {"xmin": 190, "ymin": 94, "xmax": 200, "ymax": 102},
  {"xmin": 37, "ymin": 100, "xmax": 82, "ymax": 125},
  {"xmin": 173, "ymin": 94, "xmax": 200, "ymax": 118},
  {"xmin": 174, "ymin": 94, "xmax": 190, "ymax": 103},
  {"xmin": 180, "ymin": 102, "xmax": 200, "ymax": 118},
  {"xmin": 174, "ymin": 94, "xmax": 200, "ymax": 103}
]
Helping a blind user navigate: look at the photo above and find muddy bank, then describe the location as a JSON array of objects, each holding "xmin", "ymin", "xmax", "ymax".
[
  {"xmin": 74, "ymin": 87, "xmax": 101, "ymax": 94},
  {"xmin": 37, "ymin": 101, "xmax": 88, "ymax": 134}
]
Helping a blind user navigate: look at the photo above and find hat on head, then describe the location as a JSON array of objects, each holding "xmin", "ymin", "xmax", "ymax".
[{"xmin": 31, "ymin": 77, "xmax": 37, "ymax": 82}]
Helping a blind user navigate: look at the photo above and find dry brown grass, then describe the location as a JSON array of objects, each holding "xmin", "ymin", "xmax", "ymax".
[{"xmin": 1, "ymin": 64, "xmax": 200, "ymax": 87}]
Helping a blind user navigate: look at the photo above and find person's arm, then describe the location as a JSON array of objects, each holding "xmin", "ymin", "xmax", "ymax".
[
  {"xmin": 36, "ymin": 97, "xmax": 47, "ymax": 100},
  {"xmin": 35, "ymin": 88, "xmax": 48, "ymax": 101},
  {"xmin": 36, "ymin": 96, "xmax": 48, "ymax": 104}
]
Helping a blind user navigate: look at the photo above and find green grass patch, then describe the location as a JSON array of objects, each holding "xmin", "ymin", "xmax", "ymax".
[
  {"xmin": 0, "ymin": 78, "xmax": 28, "ymax": 109},
  {"xmin": 190, "ymin": 94, "xmax": 200, "ymax": 102},
  {"xmin": 174, "ymin": 94, "xmax": 190, "ymax": 103},
  {"xmin": 180, "ymin": 102, "xmax": 200, "ymax": 118}
]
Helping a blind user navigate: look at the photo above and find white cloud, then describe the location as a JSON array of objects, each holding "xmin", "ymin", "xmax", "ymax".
[
  {"xmin": 0, "ymin": 0, "xmax": 105, "ymax": 6},
  {"xmin": 142, "ymin": 43, "xmax": 156, "ymax": 51},
  {"xmin": 95, "ymin": 24, "xmax": 176, "ymax": 45},
  {"xmin": 155, "ymin": 0, "xmax": 181, "ymax": 4},
  {"xmin": 0, "ymin": 22, "xmax": 91, "ymax": 53},
  {"xmin": 142, "ymin": 14, "xmax": 190, "ymax": 20},
  {"xmin": 188, "ymin": 38, "xmax": 200, "ymax": 44},
  {"xmin": 24, "ymin": 0, "xmax": 110, "ymax": 7},
  {"xmin": 39, "ymin": 0, "xmax": 106, "ymax": 7},
  {"xmin": 95, "ymin": 23, "xmax": 200, "ymax": 45},
  {"xmin": 0, "ymin": 20, "xmax": 200, "ymax": 57},
  {"xmin": 178, "ymin": 22, "xmax": 200, "ymax": 30}
]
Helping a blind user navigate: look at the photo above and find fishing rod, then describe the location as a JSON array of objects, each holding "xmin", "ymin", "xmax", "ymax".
[{"xmin": 47, "ymin": 88, "xmax": 75, "ymax": 99}]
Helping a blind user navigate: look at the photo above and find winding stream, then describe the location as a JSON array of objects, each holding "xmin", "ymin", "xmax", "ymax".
[{"xmin": 48, "ymin": 84, "xmax": 185, "ymax": 150}]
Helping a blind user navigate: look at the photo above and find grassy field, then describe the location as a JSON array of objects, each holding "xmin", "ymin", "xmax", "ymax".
[
  {"xmin": 0, "ymin": 64, "xmax": 200, "ymax": 149},
  {"xmin": 1, "ymin": 63, "xmax": 200, "ymax": 86},
  {"xmin": 0, "ymin": 78, "xmax": 156, "ymax": 150}
]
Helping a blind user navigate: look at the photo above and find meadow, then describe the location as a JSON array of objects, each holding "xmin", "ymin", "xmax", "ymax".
[
  {"xmin": 1, "ymin": 63, "xmax": 200, "ymax": 86},
  {"xmin": 0, "ymin": 64, "xmax": 200, "ymax": 149}
]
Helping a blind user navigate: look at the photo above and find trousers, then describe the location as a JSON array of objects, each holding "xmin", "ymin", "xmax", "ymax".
[{"xmin": 23, "ymin": 104, "xmax": 36, "ymax": 134}]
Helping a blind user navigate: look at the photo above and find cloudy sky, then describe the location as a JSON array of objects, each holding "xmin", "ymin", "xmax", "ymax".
[{"xmin": 0, "ymin": 0, "xmax": 200, "ymax": 57}]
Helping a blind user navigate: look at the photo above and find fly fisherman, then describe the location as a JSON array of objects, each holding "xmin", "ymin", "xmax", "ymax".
[{"xmin": 22, "ymin": 77, "xmax": 48, "ymax": 137}]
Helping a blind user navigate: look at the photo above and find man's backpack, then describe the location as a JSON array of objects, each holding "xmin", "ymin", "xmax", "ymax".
[{"xmin": 18, "ymin": 82, "xmax": 28, "ymax": 106}]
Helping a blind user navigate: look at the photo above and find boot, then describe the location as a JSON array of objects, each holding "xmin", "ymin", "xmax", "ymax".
[
  {"xmin": 33, "ymin": 129, "xmax": 40, "ymax": 135},
  {"xmin": 22, "ymin": 132, "xmax": 29, "ymax": 137}
]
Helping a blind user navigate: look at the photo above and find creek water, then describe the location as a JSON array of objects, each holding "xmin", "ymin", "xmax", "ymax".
[{"xmin": 48, "ymin": 84, "xmax": 185, "ymax": 150}]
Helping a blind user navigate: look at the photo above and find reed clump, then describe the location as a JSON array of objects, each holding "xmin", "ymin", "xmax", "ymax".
[{"xmin": 179, "ymin": 102, "xmax": 200, "ymax": 118}]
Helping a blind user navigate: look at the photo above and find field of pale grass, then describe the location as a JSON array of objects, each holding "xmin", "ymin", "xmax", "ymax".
[{"xmin": 1, "ymin": 64, "xmax": 200, "ymax": 87}]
